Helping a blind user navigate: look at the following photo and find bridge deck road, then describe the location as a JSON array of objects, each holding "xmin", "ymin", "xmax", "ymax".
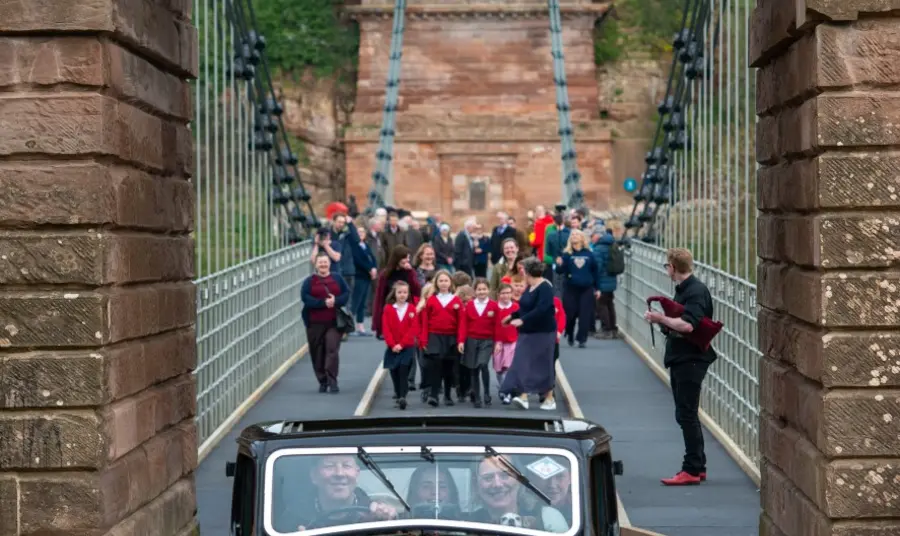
[
  {"xmin": 559, "ymin": 338, "xmax": 760, "ymax": 536},
  {"xmin": 195, "ymin": 332, "xmax": 760, "ymax": 536},
  {"xmin": 194, "ymin": 335, "xmax": 383, "ymax": 535}
]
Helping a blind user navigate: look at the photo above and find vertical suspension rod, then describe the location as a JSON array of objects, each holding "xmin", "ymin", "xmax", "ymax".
[
  {"xmin": 365, "ymin": 0, "xmax": 408, "ymax": 215},
  {"xmin": 548, "ymin": 0, "xmax": 583, "ymax": 209}
]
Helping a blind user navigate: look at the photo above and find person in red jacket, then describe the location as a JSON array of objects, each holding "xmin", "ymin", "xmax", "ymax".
[
  {"xmin": 493, "ymin": 283, "xmax": 519, "ymax": 405},
  {"xmin": 553, "ymin": 296, "xmax": 567, "ymax": 362},
  {"xmin": 457, "ymin": 279, "xmax": 501, "ymax": 408},
  {"xmin": 419, "ymin": 270, "xmax": 462, "ymax": 407},
  {"xmin": 531, "ymin": 205, "xmax": 554, "ymax": 260},
  {"xmin": 381, "ymin": 280, "xmax": 418, "ymax": 409}
]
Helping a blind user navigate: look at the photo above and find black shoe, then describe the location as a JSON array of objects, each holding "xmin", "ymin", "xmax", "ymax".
[
  {"xmin": 567, "ymin": 337, "xmax": 574, "ymax": 347},
  {"xmin": 398, "ymin": 398, "xmax": 407, "ymax": 410},
  {"xmin": 427, "ymin": 397, "xmax": 439, "ymax": 407},
  {"xmin": 421, "ymin": 390, "xmax": 429, "ymax": 403},
  {"xmin": 473, "ymin": 398, "xmax": 483, "ymax": 408},
  {"xmin": 484, "ymin": 395, "xmax": 492, "ymax": 406},
  {"xmin": 408, "ymin": 384, "xmax": 417, "ymax": 392},
  {"xmin": 319, "ymin": 384, "xmax": 328, "ymax": 393},
  {"xmin": 329, "ymin": 383, "xmax": 340, "ymax": 393},
  {"xmin": 578, "ymin": 342, "xmax": 586, "ymax": 349},
  {"xmin": 444, "ymin": 396, "xmax": 455, "ymax": 407}
]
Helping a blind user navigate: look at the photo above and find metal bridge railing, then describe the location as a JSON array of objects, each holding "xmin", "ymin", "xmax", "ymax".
[
  {"xmin": 195, "ymin": 240, "xmax": 313, "ymax": 447},
  {"xmin": 192, "ymin": 0, "xmax": 320, "ymax": 451},
  {"xmin": 616, "ymin": 242, "xmax": 761, "ymax": 469}
]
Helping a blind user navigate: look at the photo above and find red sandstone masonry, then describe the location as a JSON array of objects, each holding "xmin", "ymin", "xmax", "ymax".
[
  {"xmin": 754, "ymin": 3, "xmax": 900, "ymax": 533},
  {"xmin": 0, "ymin": 0, "xmax": 198, "ymax": 533}
]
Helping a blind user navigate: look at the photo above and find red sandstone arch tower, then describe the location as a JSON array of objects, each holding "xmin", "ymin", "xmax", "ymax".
[{"xmin": 343, "ymin": 0, "xmax": 613, "ymax": 226}]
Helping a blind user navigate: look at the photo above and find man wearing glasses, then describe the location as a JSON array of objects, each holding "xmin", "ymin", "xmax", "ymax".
[{"xmin": 643, "ymin": 248, "xmax": 716, "ymax": 486}]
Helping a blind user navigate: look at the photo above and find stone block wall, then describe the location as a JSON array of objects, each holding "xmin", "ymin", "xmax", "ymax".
[
  {"xmin": 753, "ymin": 1, "xmax": 900, "ymax": 534},
  {"xmin": 346, "ymin": 6, "xmax": 612, "ymax": 225},
  {"xmin": 0, "ymin": 1, "xmax": 199, "ymax": 535}
]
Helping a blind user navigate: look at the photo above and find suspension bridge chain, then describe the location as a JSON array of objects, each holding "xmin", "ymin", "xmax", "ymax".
[
  {"xmin": 228, "ymin": 0, "xmax": 320, "ymax": 243},
  {"xmin": 192, "ymin": 0, "xmax": 320, "ymax": 447},
  {"xmin": 365, "ymin": 0, "xmax": 408, "ymax": 214},
  {"xmin": 613, "ymin": 0, "xmax": 761, "ymax": 471},
  {"xmin": 548, "ymin": 0, "xmax": 584, "ymax": 209}
]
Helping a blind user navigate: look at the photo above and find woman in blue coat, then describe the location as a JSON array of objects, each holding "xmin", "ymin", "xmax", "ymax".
[
  {"xmin": 591, "ymin": 229, "xmax": 619, "ymax": 338},
  {"xmin": 554, "ymin": 229, "xmax": 600, "ymax": 348}
]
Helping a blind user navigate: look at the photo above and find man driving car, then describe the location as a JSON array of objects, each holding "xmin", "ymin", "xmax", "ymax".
[{"xmin": 279, "ymin": 455, "xmax": 398, "ymax": 531}]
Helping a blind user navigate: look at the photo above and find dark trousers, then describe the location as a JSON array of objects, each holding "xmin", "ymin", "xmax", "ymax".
[
  {"xmin": 306, "ymin": 322, "xmax": 342, "ymax": 387},
  {"xmin": 669, "ymin": 361, "xmax": 710, "ymax": 475},
  {"xmin": 389, "ymin": 364, "xmax": 411, "ymax": 399},
  {"xmin": 416, "ymin": 350, "xmax": 427, "ymax": 389},
  {"xmin": 457, "ymin": 361, "xmax": 469, "ymax": 397},
  {"xmin": 351, "ymin": 277, "xmax": 370, "ymax": 324},
  {"xmin": 474, "ymin": 264, "xmax": 488, "ymax": 278},
  {"xmin": 365, "ymin": 278, "xmax": 376, "ymax": 316},
  {"xmin": 468, "ymin": 364, "xmax": 491, "ymax": 401},
  {"xmin": 408, "ymin": 357, "xmax": 417, "ymax": 387},
  {"xmin": 425, "ymin": 357, "xmax": 456, "ymax": 399},
  {"xmin": 563, "ymin": 285, "xmax": 594, "ymax": 344},
  {"xmin": 597, "ymin": 292, "xmax": 618, "ymax": 331}
]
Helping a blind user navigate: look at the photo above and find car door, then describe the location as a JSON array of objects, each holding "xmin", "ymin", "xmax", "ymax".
[{"xmin": 230, "ymin": 453, "xmax": 257, "ymax": 536}]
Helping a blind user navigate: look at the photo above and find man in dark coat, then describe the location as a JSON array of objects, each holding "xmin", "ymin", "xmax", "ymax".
[{"xmin": 489, "ymin": 211, "xmax": 518, "ymax": 265}]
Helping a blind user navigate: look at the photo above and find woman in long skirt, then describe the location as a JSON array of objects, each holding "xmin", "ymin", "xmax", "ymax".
[{"xmin": 499, "ymin": 257, "xmax": 558, "ymax": 411}]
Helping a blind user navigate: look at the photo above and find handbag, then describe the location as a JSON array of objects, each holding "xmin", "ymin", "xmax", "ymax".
[
  {"xmin": 646, "ymin": 295, "xmax": 723, "ymax": 351},
  {"xmin": 335, "ymin": 305, "xmax": 356, "ymax": 334}
]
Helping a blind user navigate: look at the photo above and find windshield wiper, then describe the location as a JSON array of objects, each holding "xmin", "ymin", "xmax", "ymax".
[
  {"xmin": 420, "ymin": 446, "xmax": 435, "ymax": 463},
  {"xmin": 357, "ymin": 447, "xmax": 411, "ymax": 512},
  {"xmin": 484, "ymin": 446, "xmax": 552, "ymax": 505}
]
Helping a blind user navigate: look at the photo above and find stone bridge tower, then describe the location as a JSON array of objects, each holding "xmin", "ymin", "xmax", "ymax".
[{"xmin": 343, "ymin": 0, "xmax": 612, "ymax": 226}]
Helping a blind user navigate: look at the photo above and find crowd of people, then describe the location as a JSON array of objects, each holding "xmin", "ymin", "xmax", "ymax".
[
  {"xmin": 300, "ymin": 202, "xmax": 721, "ymax": 486},
  {"xmin": 300, "ymin": 204, "xmax": 624, "ymax": 408}
]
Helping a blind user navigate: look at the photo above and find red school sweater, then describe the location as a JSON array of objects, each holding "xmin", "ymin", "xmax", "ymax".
[
  {"xmin": 495, "ymin": 301, "xmax": 520, "ymax": 344},
  {"xmin": 420, "ymin": 294, "xmax": 463, "ymax": 343},
  {"xmin": 382, "ymin": 303, "xmax": 418, "ymax": 349},
  {"xmin": 554, "ymin": 296, "xmax": 566, "ymax": 342},
  {"xmin": 458, "ymin": 298, "xmax": 502, "ymax": 344}
]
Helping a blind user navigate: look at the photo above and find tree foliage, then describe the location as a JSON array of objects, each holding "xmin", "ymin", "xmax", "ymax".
[
  {"xmin": 251, "ymin": 0, "xmax": 359, "ymax": 78},
  {"xmin": 594, "ymin": 0, "xmax": 684, "ymax": 64}
]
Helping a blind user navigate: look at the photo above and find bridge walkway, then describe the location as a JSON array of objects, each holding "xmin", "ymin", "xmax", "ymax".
[{"xmin": 195, "ymin": 334, "xmax": 758, "ymax": 536}]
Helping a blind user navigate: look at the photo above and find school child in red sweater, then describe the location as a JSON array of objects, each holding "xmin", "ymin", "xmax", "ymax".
[
  {"xmin": 493, "ymin": 283, "xmax": 519, "ymax": 405},
  {"xmin": 419, "ymin": 270, "xmax": 462, "ymax": 407},
  {"xmin": 458, "ymin": 278, "xmax": 501, "ymax": 408},
  {"xmin": 510, "ymin": 274, "xmax": 527, "ymax": 302},
  {"xmin": 454, "ymin": 285, "xmax": 474, "ymax": 399},
  {"xmin": 415, "ymin": 282, "xmax": 436, "ymax": 402},
  {"xmin": 553, "ymin": 295, "xmax": 567, "ymax": 362},
  {"xmin": 381, "ymin": 280, "xmax": 417, "ymax": 410}
]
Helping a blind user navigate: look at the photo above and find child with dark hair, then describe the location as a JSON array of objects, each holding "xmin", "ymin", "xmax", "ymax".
[
  {"xmin": 494, "ymin": 283, "xmax": 519, "ymax": 404},
  {"xmin": 381, "ymin": 281, "xmax": 417, "ymax": 409}
]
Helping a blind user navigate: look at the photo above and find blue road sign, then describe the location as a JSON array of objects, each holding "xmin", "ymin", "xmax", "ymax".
[{"xmin": 623, "ymin": 177, "xmax": 638, "ymax": 192}]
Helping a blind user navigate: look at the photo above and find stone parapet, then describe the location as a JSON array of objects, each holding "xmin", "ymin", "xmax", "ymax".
[
  {"xmin": 344, "ymin": 2, "xmax": 611, "ymax": 20},
  {"xmin": 753, "ymin": 1, "xmax": 900, "ymax": 534},
  {"xmin": 344, "ymin": 116, "xmax": 611, "ymax": 142},
  {"xmin": 0, "ymin": 1, "xmax": 198, "ymax": 535}
]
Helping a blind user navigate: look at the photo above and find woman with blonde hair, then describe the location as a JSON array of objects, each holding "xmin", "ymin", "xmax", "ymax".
[{"xmin": 554, "ymin": 229, "xmax": 600, "ymax": 349}]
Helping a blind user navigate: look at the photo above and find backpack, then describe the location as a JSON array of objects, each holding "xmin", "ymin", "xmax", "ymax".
[{"xmin": 607, "ymin": 242, "xmax": 625, "ymax": 275}]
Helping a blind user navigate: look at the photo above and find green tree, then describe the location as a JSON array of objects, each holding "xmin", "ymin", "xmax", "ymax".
[{"xmin": 594, "ymin": 0, "xmax": 684, "ymax": 64}]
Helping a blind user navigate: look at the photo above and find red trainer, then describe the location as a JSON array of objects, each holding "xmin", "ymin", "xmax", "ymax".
[
  {"xmin": 661, "ymin": 471, "xmax": 702, "ymax": 486},
  {"xmin": 700, "ymin": 472, "xmax": 707, "ymax": 481}
]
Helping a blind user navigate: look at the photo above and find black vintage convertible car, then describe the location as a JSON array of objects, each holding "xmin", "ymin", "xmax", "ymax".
[{"xmin": 225, "ymin": 415, "xmax": 634, "ymax": 536}]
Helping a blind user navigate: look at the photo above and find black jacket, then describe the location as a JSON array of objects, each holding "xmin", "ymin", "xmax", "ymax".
[
  {"xmin": 490, "ymin": 225, "xmax": 518, "ymax": 265},
  {"xmin": 663, "ymin": 274, "xmax": 718, "ymax": 368},
  {"xmin": 453, "ymin": 232, "xmax": 475, "ymax": 276}
]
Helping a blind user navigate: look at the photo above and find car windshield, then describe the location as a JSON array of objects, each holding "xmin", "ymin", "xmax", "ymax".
[{"xmin": 263, "ymin": 446, "xmax": 580, "ymax": 536}]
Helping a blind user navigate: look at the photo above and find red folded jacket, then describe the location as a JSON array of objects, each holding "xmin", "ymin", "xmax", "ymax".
[{"xmin": 647, "ymin": 295, "xmax": 723, "ymax": 351}]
